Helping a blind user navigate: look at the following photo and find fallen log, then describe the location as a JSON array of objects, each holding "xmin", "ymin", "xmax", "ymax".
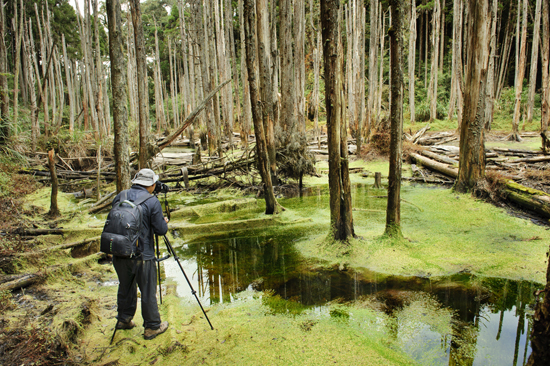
[
  {"xmin": 409, "ymin": 153, "xmax": 459, "ymax": 178},
  {"xmin": 420, "ymin": 150, "xmax": 458, "ymax": 166},
  {"xmin": 157, "ymin": 79, "xmax": 231, "ymax": 151},
  {"xmin": 169, "ymin": 217, "xmax": 312, "ymax": 236},
  {"xmin": 410, "ymin": 152, "xmax": 550, "ymax": 220},
  {"xmin": 0, "ymin": 253, "xmax": 104, "ymax": 292},
  {"xmin": 511, "ymin": 156, "xmax": 550, "ymax": 163},
  {"xmin": 170, "ymin": 198, "xmax": 257, "ymax": 219}
]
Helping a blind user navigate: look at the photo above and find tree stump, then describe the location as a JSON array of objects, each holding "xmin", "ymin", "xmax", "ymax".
[
  {"xmin": 373, "ymin": 172, "xmax": 382, "ymax": 188},
  {"xmin": 47, "ymin": 149, "xmax": 59, "ymax": 217}
]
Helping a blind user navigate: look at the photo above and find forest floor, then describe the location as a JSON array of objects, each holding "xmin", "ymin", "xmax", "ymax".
[{"xmin": 0, "ymin": 129, "xmax": 549, "ymax": 365}]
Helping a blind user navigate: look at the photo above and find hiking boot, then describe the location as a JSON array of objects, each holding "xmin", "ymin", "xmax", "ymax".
[
  {"xmin": 144, "ymin": 321, "xmax": 169, "ymax": 340},
  {"xmin": 116, "ymin": 320, "xmax": 136, "ymax": 330}
]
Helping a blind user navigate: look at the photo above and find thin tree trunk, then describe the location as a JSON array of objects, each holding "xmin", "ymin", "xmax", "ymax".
[
  {"xmin": 48, "ymin": 149, "xmax": 59, "ymax": 217},
  {"xmin": 510, "ymin": 0, "xmax": 527, "ymax": 141},
  {"xmin": 12, "ymin": 0, "xmax": 24, "ymax": 130},
  {"xmin": 107, "ymin": 0, "xmax": 131, "ymax": 193},
  {"xmin": 542, "ymin": 0, "xmax": 550, "ymax": 153},
  {"xmin": 62, "ymin": 34, "xmax": 75, "ymax": 135},
  {"xmin": 280, "ymin": 0, "xmax": 297, "ymax": 146},
  {"xmin": 296, "ymin": 0, "xmax": 306, "ymax": 135},
  {"xmin": 409, "ymin": 0, "xmax": 417, "ymax": 124},
  {"xmin": 243, "ymin": 0, "xmax": 278, "ymax": 214},
  {"xmin": 24, "ymin": 20, "xmax": 37, "ymax": 153},
  {"xmin": 256, "ymin": 0, "xmax": 276, "ymax": 182},
  {"xmin": 484, "ymin": 0, "xmax": 498, "ymax": 130},
  {"xmin": 367, "ymin": 0, "xmax": 379, "ymax": 140},
  {"xmin": 0, "ymin": 1, "xmax": 8, "ymax": 144},
  {"xmin": 386, "ymin": 0, "xmax": 404, "ymax": 238},
  {"xmin": 153, "ymin": 21, "xmax": 166, "ymax": 134},
  {"xmin": 527, "ymin": 0, "xmax": 542, "ymax": 125},
  {"xmin": 428, "ymin": 0, "xmax": 441, "ymax": 122},
  {"xmin": 455, "ymin": 0, "xmax": 491, "ymax": 193},
  {"xmin": 129, "ymin": 0, "xmax": 150, "ymax": 168},
  {"xmin": 321, "ymin": 0, "xmax": 354, "ymax": 241},
  {"xmin": 239, "ymin": 0, "xmax": 252, "ymax": 146}
]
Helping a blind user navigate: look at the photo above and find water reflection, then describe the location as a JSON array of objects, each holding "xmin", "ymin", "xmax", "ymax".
[{"xmin": 163, "ymin": 233, "xmax": 540, "ymax": 366}]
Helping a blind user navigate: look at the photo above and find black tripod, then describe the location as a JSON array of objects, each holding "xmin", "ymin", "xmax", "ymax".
[
  {"xmin": 156, "ymin": 190, "xmax": 214, "ymax": 330},
  {"xmin": 155, "ymin": 234, "xmax": 214, "ymax": 330}
]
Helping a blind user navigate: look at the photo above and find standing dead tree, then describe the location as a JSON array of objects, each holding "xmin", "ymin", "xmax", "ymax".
[{"xmin": 243, "ymin": 0, "xmax": 278, "ymax": 214}]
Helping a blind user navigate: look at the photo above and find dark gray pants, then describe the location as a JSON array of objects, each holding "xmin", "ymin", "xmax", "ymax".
[{"xmin": 112, "ymin": 256, "xmax": 161, "ymax": 330}]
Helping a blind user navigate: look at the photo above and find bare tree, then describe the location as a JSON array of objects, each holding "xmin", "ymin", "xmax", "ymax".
[
  {"xmin": 428, "ymin": 0, "xmax": 441, "ymax": 122},
  {"xmin": 510, "ymin": 0, "xmax": 528, "ymax": 141},
  {"xmin": 321, "ymin": 0, "xmax": 354, "ymax": 241},
  {"xmin": 243, "ymin": 0, "xmax": 278, "ymax": 214},
  {"xmin": 408, "ymin": 0, "xmax": 417, "ymax": 124},
  {"xmin": 386, "ymin": 0, "xmax": 404, "ymax": 238},
  {"xmin": 527, "ymin": 0, "xmax": 542, "ymax": 125},
  {"xmin": 455, "ymin": 0, "xmax": 491, "ymax": 193},
  {"xmin": 542, "ymin": 0, "xmax": 550, "ymax": 153},
  {"xmin": 107, "ymin": 0, "xmax": 131, "ymax": 192},
  {"xmin": 130, "ymin": 0, "xmax": 151, "ymax": 168},
  {"xmin": 0, "ymin": 1, "xmax": 8, "ymax": 144}
]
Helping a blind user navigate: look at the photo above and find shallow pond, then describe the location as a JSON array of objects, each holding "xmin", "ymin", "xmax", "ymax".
[{"xmin": 163, "ymin": 231, "xmax": 541, "ymax": 366}]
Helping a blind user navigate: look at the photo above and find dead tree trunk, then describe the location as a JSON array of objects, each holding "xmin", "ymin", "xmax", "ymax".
[
  {"xmin": 510, "ymin": 0, "xmax": 528, "ymax": 142},
  {"xmin": 0, "ymin": 1, "xmax": 8, "ymax": 145},
  {"xmin": 527, "ymin": 0, "xmax": 542, "ymax": 125},
  {"xmin": 542, "ymin": 0, "xmax": 550, "ymax": 153},
  {"xmin": 107, "ymin": 0, "xmax": 131, "ymax": 193},
  {"xmin": 321, "ymin": 0, "xmax": 354, "ymax": 241},
  {"xmin": 243, "ymin": 0, "xmax": 278, "ymax": 214},
  {"xmin": 455, "ymin": 0, "xmax": 491, "ymax": 193},
  {"xmin": 386, "ymin": 0, "xmax": 404, "ymax": 238},
  {"xmin": 409, "ymin": 0, "xmax": 417, "ymax": 124},
  {"xmin": 129, "ymin": 0, "xmax": 150, "ymax": 168},
  {"xmin": 48, "ymin": 149, "xmax": 59, "ymax": 217},
  {"xmin": 256, "ymin": 0, "xmax": 276, "ymax": 182},
  {"xmin": 428, "ymin": 0, "xmax": 441, "ymax": 122}
]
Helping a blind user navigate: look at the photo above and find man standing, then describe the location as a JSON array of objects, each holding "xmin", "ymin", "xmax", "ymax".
[{"xmin": 111, "ymin": 168, "xmax": 169, "ymax": 340}]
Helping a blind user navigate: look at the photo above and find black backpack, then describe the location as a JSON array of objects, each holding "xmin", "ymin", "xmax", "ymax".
[{"xmin": 100, "ymin": 190, "xmax": 153, "ymax": 258}]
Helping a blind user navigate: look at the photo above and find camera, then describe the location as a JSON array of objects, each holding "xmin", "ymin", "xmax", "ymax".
[{"xmin": 154, "ymin": 181, "xmax": 169, "ymax": 194}]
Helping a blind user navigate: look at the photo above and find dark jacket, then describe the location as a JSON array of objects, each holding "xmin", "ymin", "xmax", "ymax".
[{"xmin": 112, "ymin": 185, "xmax": 168, "ymax": 260}]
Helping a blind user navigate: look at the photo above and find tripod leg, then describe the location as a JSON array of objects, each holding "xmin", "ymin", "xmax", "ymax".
[
  {"xmin": 109, "ymin": 325, "xmax": 118, "ymax": 345},
  {"xmin": 162, "ymin": 235, "xmax": 214, "ymax": 330},
  {"xmin": 156, "ymin": 235, "xmax": 162, "ymax": 304}
]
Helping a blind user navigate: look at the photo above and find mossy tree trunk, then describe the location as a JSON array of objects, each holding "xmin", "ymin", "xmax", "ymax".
[
  {"xmin": 385, "ymin": 0, "xmax": 404, "ymax": 238},
  {"xmin": 106, "ymin": 0, "xmax": 131, "ymax": 193},
  {"xmin": 321, "ymin": 0, "xmax": 354, "ymax": 241},
  {"xmin": 455, "ymin": 0, "xmax": 491, "ymax": 194}
]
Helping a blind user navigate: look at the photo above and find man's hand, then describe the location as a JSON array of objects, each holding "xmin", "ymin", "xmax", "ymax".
[{"xmin": 164, "ymin": 217, "xmax": 169, "ymax": 223}]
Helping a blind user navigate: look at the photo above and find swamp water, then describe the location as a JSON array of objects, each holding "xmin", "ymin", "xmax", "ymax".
[
  {"xmin": 163, "ymin": 232, "xmax": 540, "ymax": 366},
  {"xmin": 155, "ymin": 183, "xmax": 546, "ymax": 365}
]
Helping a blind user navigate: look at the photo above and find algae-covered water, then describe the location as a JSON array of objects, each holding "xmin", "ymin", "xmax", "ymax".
[{"xmin": 164, "ymin": 231, "xmax": 539, "ymax": 366}]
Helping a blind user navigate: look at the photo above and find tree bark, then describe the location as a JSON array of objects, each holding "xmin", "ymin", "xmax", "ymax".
[
  {"xmin": 428, "ymin": 0, "xmax": 441, "ymax": 122},
  {"xmin": 484, "ymin": 0, "xmax": 498, "ymax": 130},
  {"xmin": 47, "ymin": 149, "xmax": 59, "ymax": 217},
  {"xmin": 527, "ymin": 247, "xmax": 550, "ymax": 366},
  {"xmin": 129, "ymin": 0, "xmax": 150, "ymax": 169},
  {"xmin": 542, "ymin": 0, "xmax": 550, "ymax": 153},
  {"xmin": 409, "ymin": 0, "xmax": 417, "ymax": 124},
  {"xmin": 527, "ymin": 0, "xmax": 542, "ymax": 125},
  {"xmin": 0, "ymin": 1, "xmax": 9, "ymax": 145},
  {"xmin": 243, "ymin": 0, "xmax": 278, "ymax": 214},
  {"xmin": 455, "ymin": 0, "xmax": 491, "ymax": 193},
  {"xmin": 385, "ymin": 0, "xmax": 404, "ymax": 238},
  {"xmin": 107, "ymin": 0, "xmax": 131, "ymax": 193},
  {"xmin": 256, "ymin": 0, "xmax": 276, "ymax": 182},
  {"xmin": 510, "ymin": 0, "xmax": 528, "ymax": 141},
  {"xmin": 321, "ymin": 0, "xmax": 354, "ymax": 241}
]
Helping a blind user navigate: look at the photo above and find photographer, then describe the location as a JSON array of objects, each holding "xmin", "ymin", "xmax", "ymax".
[{"xmin": 111, "ymin": 168, "xmax": 170, "ymax": 340}]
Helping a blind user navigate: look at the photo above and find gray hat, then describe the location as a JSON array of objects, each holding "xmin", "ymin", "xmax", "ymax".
[{"xmin": 131, "ymin": 169, "xmax": 159, "ymax": 186}]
